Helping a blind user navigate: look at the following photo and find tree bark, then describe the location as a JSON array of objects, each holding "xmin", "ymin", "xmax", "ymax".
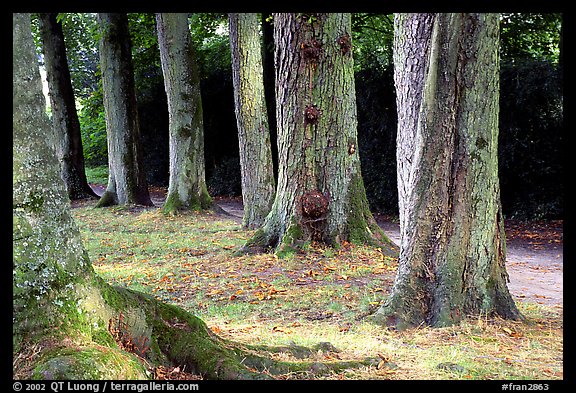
[
  {"xmin": 245, "ymin": 13, "xmax": 395, "ymax": 255},
  {"xmin": 229, "ymin": 13, "xmax": 276, "ymax": 228},
  {"xmin": 37, "ymin": 13, "xmax": 98, "ymax": 201},
  {"xmin": 372, "ymin": 13, "xmax": 522, "ymax": 329},
  {"xmin": 156, "ymin": 13, "xmax": 212, "ymax": 215},
  {"xmin": 95, "ymin": 13, "xmax": 152, "ymax": 208}
]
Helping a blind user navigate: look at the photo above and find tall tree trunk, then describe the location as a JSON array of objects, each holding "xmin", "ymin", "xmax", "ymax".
[
  {"xmin": 95, "ymin": 13, "xmax": 152, "ymax": 207},
  {"xmin": 245, "ymin": 13, "xmax": 395, "ymax": 255},
  {"xmin": 229, "ymin": 13, "xmax": 276, "ymax": 228},
  {"xmin": 37, "ymin": 13, "xmax": 98, "ymax": 201},
  {"xmin": 373, "ymin": 13, "xmax": 522, "ymax": 329},
  {"xmin": 156, "ymin": 13, "xmax": 212, "ymax": 215}
]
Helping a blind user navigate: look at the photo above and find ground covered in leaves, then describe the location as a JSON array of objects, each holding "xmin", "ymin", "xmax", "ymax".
[{"xmin": 70, "ymin": 199, "xmax": 563, "ymax": 380}]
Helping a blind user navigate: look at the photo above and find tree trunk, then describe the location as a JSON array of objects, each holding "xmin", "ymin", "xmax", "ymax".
[
  {"xmin": 372, "ymin": 13, "xmax": 522, "ymax": 329},
  {"xmin": 245, "ymin": 13, "xmax": 395, "ymax": 255},
  {"xmin": 229, "ymin": 13, "xmax": 276, "ymax": 228},
  {"xmin": 95, "ymin": 13, "xmax": 152, "ymax": 208},
  {"xmin": 155, "ymin": 13, "xmax": 212, "ymax": 215},
  {"xmin": 37, "ymin": 13, "xmax": 98, "ymax": 201}
]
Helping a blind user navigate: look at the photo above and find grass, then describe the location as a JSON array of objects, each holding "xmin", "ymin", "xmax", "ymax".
[
  {"xmin": 85, "ymin": 165, "xmax": 109, "ymax": 185},
  {"xmin": 71, "ymin": 203, "xmax": 563, "ymax": 380}
]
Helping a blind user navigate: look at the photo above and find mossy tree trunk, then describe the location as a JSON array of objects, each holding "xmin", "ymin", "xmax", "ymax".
[
  {"xmin": 156, "ymin": 13, "xmax": 212, "ymax": 215},
  {"xmin": 37, "ymin": 13, "xmax": 98, "ymax": 201},
  {"xmin": 95, "ymin": 13, "xmax": 152, "ymax": 208},
  {"xmin": 372, "ymin": 13, "xmax": 522, "ymax": 329},
  {"xmin": 13, "ymin": 13, "xmax": 270, "ymax": 380},
  {"xmin": 244, "ymin": 13, "xmax": 395, "ymax": 256},
  {"xmin": 229, "ymin": 13, "xmax": 276, "ymax": 228}
]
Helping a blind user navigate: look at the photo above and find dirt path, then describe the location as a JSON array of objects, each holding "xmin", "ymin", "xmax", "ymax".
[
  {"xmin": 373, "ymin": 214, "xmax": 563, "ymax": 306},
  {"xmin": 86, "ymin": 185, "xmax": 563, "ymax": 307}
]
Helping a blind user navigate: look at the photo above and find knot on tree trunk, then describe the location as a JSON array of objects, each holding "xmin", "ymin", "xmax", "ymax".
[
  {"xmin": 337, "ymin": 33, "xmax": 352, "ymax": 55},
  {"xmin": 301, "ymin": 190, "xmax": 329, "ymax": 219},
  {"xmin": 304, "ymin": 104, "xmax": 321, "ymax": 126},
  {"xmin": 300, "ymin": 39, "xmax": 323, "ymax": 63}
]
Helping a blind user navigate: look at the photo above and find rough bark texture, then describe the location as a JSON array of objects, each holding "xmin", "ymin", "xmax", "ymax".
[
  {"xmin": 245, "ymin": 13, "xmax": 394, "ymax": 255},
  {"xmin": 373, "ymin": 13, "xmax": 522, "ymax": 329},
  {"xmin": 229, "ymin": 13, "xmax": 276, "ymax": 228},
  {"xmin": 37, "ymin": 13, "xmax": 98, "ymax": 201},
  {"xmin": 156, "ymin": 13, "xmax": 212, "ymax": 215},
  {"xmin": 95, "ymin": 13, "xmax": 152, "ymax": 208}
]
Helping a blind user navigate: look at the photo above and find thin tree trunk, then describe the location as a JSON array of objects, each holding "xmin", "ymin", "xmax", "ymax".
[
  {"xmin": 156, "ymin": 13, "xmax": 212, "ymax": 214},
  {"xmin": 373, "ymin": 13, "xmax": 522, "ymax": 329},
  {"xmin": 95, "ymin": 13, "xmax": 152, "ymax": 207},
  {"xmin": 37, "ymin": 13, "xmax": 98, "ymax": 200},
  {"xmin": 245, "ymin": 13, "xmax": 394, "ymax": 255},
  {"xmin": 229, "ymin": 13, "xmax": 276, "ymax": 228}
]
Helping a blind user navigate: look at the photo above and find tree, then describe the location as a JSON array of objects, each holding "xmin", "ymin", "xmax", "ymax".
[
  {"xmin": 37, "ymin": 13, "xmax": 98, "ymax": 201},
  {"xmin": 13, "ymin": 13, "xmax": 280, "ymax": 380},
  {"xmin": 372, "ymin": 13, "xmax": 522, "ymax": 329},
  {"xmin": 229, "ymin": 13, "xmax": 276, "ymax": 228},
  {"xmin": 156, "ymin": 13, "xmax": 212, "ymax": 214},
  {"xmin": 244, "ymin": 13, "xmax": 395, "ymax": 255},
  {"xmin": 95, "ymin": 13, "xmax": 152, "ymax": 207},
  {"xmin": 500, "ymin": 13, "xmax": 562, "ymax": 63}
]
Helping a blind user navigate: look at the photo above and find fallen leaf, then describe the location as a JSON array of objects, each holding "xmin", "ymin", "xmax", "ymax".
[{"xmin": 272, "ymin": 326, "xmax": 292, "ymax": 334}]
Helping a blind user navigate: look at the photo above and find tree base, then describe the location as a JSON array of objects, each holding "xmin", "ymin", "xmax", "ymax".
[
  {"xmin": 161, "ymin": 190, "xmax": 217, "ymax": 216},
  {"xmin": 370, "ymin": 284, "xmax": 524, "ymax": 330},
  {"xmin": 94, "ymin": 191, "xmax": 118, "ymax": 208}
]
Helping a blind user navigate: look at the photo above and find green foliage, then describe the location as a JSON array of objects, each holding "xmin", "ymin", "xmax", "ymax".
[
  {"xmin": 355, "ymin": 66, "xmax": 398, "ymax": 215},
  {"xmin": 500, "ymin": 13, "xmax": 562, "ymax": 63},
  {"xmin": 351, "ymin": 13, "xmax": 394, "ymax": 73},
  {"xmin": 188, "ymin": 13, "xmax": 231, "ymax": 79},
  {"xmin": 59, "ymin": 13, "xmax": 101, "ymax": 98},
  {"xmin": 128, "ymin": 13, "xmax": 163, "ymax": 100},
  {"xmin": 30, "ymin": 12, "xmax": 563, "ymax": 220},
  {"xmin": 78, "ymin": 86, "xmax": 108, "ymax": 166}
]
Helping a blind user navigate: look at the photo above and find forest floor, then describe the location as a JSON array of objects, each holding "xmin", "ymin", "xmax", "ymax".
[
  {"xmin": 70, "ymin": 184, "xmax": 563, "ymax": 380},
  {"xmin": 216, "ymin": 194, "xmax": 564, "ymax": 307}
]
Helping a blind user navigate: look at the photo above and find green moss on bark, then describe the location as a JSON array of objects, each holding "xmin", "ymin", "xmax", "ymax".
[
  {"xmin": 31, "ymin": 345, "xmax": 148, "ymax": 380},
  {"xmin": 163, "ymin": 186, "xmax": 213, "ymax": 215},
  {"xmin": 345, "ymin": 173, "xmax": 393, "ymax": 248},
  {"xmin": 95, "ymin": 191, "xmax": 118, "ymax": 208},
  {"xmin": 275, "ymin": 219, "xmax": 305, "ymax": 258},
  {"xmin": 162, "ymin": 190, "xmax": 182, "ymax": 215}
]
